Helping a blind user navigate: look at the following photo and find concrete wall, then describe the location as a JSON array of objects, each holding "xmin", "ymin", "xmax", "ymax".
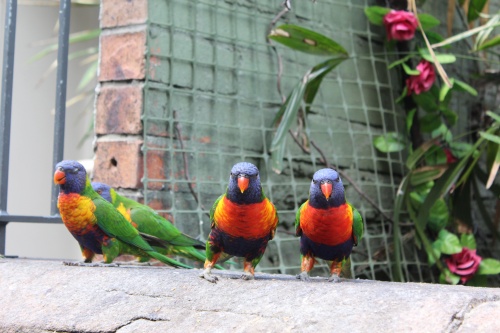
[{"xmin": 1, "ymin": 3, "xmax": 99, "ymax": 260}]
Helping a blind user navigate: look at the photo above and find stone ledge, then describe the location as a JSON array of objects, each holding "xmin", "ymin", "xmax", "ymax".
[{"xmin": 1, "ymin": 258, "xmax": 499, "ymax": 333}]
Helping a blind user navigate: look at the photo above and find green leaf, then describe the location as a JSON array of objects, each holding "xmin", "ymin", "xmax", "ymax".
[
  {"xmin": 441, "ymin": 108, "xmax": 458, "ymax": 126},
  {"xmin": 406, "ymin": 108, "xmax": 417, "ymax": 136},
  {"xmin": 439, "ymin": 268, "xmax": 461, "ymax": 285},
  {"xmin": 449, "ymin": 142, "xmax": 474, "ymax": 158},
  {"xmin": 424, "ymin": 146, "xmax": 447, "ymax": 166},
  {"xmin": 373, "ymin": 132, "xmax": 406, "ymax": 153},
  {"xmin": 468, "ymin": 0, "xmax": 488, "ymax": 22},
  {"xmin": 412, "ymin": 91, "xmax": 438, "ymax": 113},
  {"xmin": 420, "ymin": 113, "xmax": 442, "ymax": 132},
  {"xmin": 402, "ymin": 63, "xmax": 421, "ymax": 76},
  {"xmin": 392, "ymin": 176, "xmax": 409, "ymax": 282},
  {"xmin": 439, "ymin": 78, "xmax": 454, "ymax": 102},
  {"xmin": 419, "ymin": 49, "xmax": 457, "ymax": 64},
  {"xmin": 428, "ymin": 241, "xmax": 441, "ymax": 266},
  {"xmin": 388, "ymin": 55, "xmax": 412, "ymax": 70},
  {"xmin": 487, "ymin": 110, "xmax": 500, "ymax": 123},
  {"xmin": 437, "ymin": 229, "xmax": 462, "ymax": 254},
  {"xmin": 424, "ymin": 31, "xmax": 447, "ymax": 47},
  {"xmin": 406, "ymin": 139, "xmax": 440, "ymax": 170},
  {"xmin": 395, "ymin": 86, "xmax": 408, "ymax": 104},
  {"xmin": 270, "ymin": 136, "xmax": 287, "ymax": 174},
  {"xmin": 476, "ymin": 35, "xmax": 500, "ymax": 51},
  {"xmin": 479, "ymin": 131, "xmax": 500, "ymax": 145},
  {"xmin": 432, "ymin": 124, "xmax": 453, "ymax": 143},
  {"xmin": 270, "ymin": 83, "xmax": 306, "ymax": 151},
  {"xmin": 453, "ymin": 80, "xmax": 478, "ymax": 96},
  {"xmin": 417, "ymin": 13, "xmax": 440, "ymax": 31},
  {"xmin": 269, "ymin": 24, "xmax": 348, "ymax": 57},
  {"xmin": 303, "ymin": 57, "xmax": 346, "ymax": 113},
  {"xmin": 477, "ymin": 258, "xmax": 500, "ymax": 275},
  {"xmin": 415, "ymin": 156, "xmax": 470, "ymax": 231},
  {"xmin": 428, "ymin": 198, "xmax": 449, "ymax": 232},
  {"xmin": 460, "ymin": 233, "xmax": 476, "ymax": 250},
  {"xmin": 410, "ymin": 166, "xmax": 447, "ymax": 186},
  {"xmin": 364, "ymin": 6, "xmax": 391, "ymax": 26}
]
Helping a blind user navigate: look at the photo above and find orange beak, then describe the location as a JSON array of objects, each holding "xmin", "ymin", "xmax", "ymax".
[
  {"xmin": 54, "ymin": 169, "xmax": 66, "ymax": 185},
  {"xmin": 321, "ymin": 181, "xmax": 333, "ymax": 199},
  {"xmin": 237, "ymin": 175, "xmax": 249, "ymax": 193}
]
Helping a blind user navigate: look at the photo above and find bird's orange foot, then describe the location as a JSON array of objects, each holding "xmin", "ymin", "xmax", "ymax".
[{"xmin": 297, "ymin": 271, "xmax": 311, "ymax": 282}]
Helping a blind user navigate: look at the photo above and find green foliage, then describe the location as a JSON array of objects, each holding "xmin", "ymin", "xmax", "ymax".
[
  {"xmin": 268, "ymin": 25, "xmax": 348, "ymax": 173},
  {"xmin": 373, "ymin": 132, "xmax": 406, "ymax": 153}
]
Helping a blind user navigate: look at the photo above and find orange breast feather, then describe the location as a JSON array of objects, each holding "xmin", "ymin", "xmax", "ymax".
[
  {"xmin": 300, "ymin": 202, "xmax": 353, "ymax": 246},
  {"xmin": 57, "ymin": 193, "xmax": 97, "ymax": 234},
  {"xmin": 214, "ymin": 196, "xmax": 277, "ymax": 239}
]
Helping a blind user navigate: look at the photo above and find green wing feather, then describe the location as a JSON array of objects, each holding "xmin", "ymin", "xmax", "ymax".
[
  {"xmin": 295, "ymin": 201, "xmax": 307, "ymax": 237},
  {"xmin": 87, "ymin": 187, "xmax": 191, "ymax": 268},
  {"xmin": 349, "ymin": 202, "xmax": 364, "ymax": 246}
]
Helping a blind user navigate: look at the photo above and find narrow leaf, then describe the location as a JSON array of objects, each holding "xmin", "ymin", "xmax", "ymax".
[
  {"xmin": 271, "ymin": 138, "xmax": 287, "ymax": 174},
  {"xmin": 406, "ymin": 108, "xmax": 417, "ymax": 136},
  {"xmin": 486, "ymin": 110, "xmax": 500, "ymax": 123},
  {"xmin": 270, "ymin": 82, "xmax": 306, "ymax": 151},
  {"xmin": 410, "ymin": 166, "xmax": 447, "ymax": 186},
  {"xmin": 485, "ymin": 140, "xmax": 500, "ymax": 189},
  {"xmin": 406, "ymin": 137, "xmax": 433, "ymax": 168},
  {"xmin": 402, "ymin": 63, "xmax": 421, "ymax": 76},
  {"xmin": 479, "ymin": 132, "xmax": 500, "ymax": 145},
  {"xmin": 476, "ymin": 35, "xmax": 500, "ymax": 51},
  {"xmin": 439, "ymin": 78, "xmax": 454, "ymax": 102},
  {"xmin": 419, "ymin": 49, "xmax": 457, "ymax": 64},
  {"xmin": 453, "ymin": 80, "xmax": 478, "ymax": 96},
  {"xmin": 269, "ymin": 24, "xmax": 348, "ymax": 57}
]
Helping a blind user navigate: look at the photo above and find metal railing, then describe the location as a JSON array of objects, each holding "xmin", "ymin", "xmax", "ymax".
[{"xmin": 0, "ymin": 0, "xmax": 71, "ymax": 254}]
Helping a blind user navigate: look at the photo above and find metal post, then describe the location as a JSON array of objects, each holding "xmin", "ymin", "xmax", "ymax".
[
  {"xmin": 50, "ymin": 0, "xmax": 71, "ymax": 215},
  {"xmin": 0, "ymin": 0, "xmax": 18, "ymax": 254}
]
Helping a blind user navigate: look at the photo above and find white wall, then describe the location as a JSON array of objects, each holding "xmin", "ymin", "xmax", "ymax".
[{"xmin": 0, "ymin": 3, "xmax": 99, "ymax": 260}]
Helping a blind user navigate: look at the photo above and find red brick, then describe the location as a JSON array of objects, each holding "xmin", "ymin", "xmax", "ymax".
[
  {"xmin": 99, "ymin": 31, "xmax": 146, "ymax": 81},
  {"xmin": 95, "ymin": 84, "xmax": 143, "ymax": 135},
  {"xmin": 100, "ymin": 0, "xmax": 148, "ymax": 28},
  {"xmin": 93, "ymin": 140, "xmax": 144, "ymax": 188}
]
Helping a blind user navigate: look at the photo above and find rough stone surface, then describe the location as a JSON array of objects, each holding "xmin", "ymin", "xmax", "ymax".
[
  {"xmin": 95, "ymin": 84, "xmax": 144, "ymax": 135},
  {"xmin": 100, "ymin": 0, "xmax": 148, "ymax": 28},
  {"xmin": 1, "ymin": 258, "xmax": 500, "ymax": 333},
  {"xmin": 99, "ymin": 31, "xmax": 146, "ymax": 82}
]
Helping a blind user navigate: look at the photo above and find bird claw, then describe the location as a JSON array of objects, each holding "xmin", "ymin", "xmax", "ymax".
[
  {"xmin": 328, "ymin": 273, "xmax": 341, "ymax": 283},
  {"xmin": 241, "ymin": 272, "xmax": 255, "ymax": 281},
  {"xmin": 200, "ymin": 271, "xmax": 218, "ymax": 283},
  {"xmin": 296, "ymin": 271, "xmax": 311, "ymax": 282},
  {"xmin": 63, "ymin": 261, "xmax": 120, "ymax": 267}
]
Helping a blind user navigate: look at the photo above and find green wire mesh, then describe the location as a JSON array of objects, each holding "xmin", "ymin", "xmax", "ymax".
[{"xmin": 135, "ymin": 0, "xmax": 485, "ymax": 282}]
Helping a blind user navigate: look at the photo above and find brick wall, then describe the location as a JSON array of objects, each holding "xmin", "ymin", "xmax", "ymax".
[{"xmin": 93, "ymin": 0, "xmax": 149, "ymax": 189}]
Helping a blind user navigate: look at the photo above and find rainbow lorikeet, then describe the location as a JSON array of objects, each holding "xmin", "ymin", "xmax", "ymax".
[
  {"xmin": 200, "ymin": 162, "xmax": 279, "ymax": 283},
  {"xmin": 91, "ymin": 182, "xmax": 220, "ymax": 268},
  {"xmin": 54, "ymin": 160, "xmax": 191, "ymax": 268},
  {"xmin": 295, "ymin": 168, "xmax": 363, "ymax": 282}
]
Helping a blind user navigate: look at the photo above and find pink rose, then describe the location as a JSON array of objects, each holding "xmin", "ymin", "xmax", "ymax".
[
  {"xmin": 445, "ymin": 248, "xmax": 482, "ymax": 283},
  {"xmin": 383, "ymin": 10, "xmax": 418, "ymax": 41},
  {"xmin": 406, "ymin": 60, "xmax": 435, "ymax": 95}
]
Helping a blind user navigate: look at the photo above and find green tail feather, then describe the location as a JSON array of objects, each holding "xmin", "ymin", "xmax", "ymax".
[
  {"xmin": 172, "ymin": 246, "xmax": 225, "ymax": 270},
  {"xmin": 146, "ymin": 251, "xmax": 193, "ymax": 269}
]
